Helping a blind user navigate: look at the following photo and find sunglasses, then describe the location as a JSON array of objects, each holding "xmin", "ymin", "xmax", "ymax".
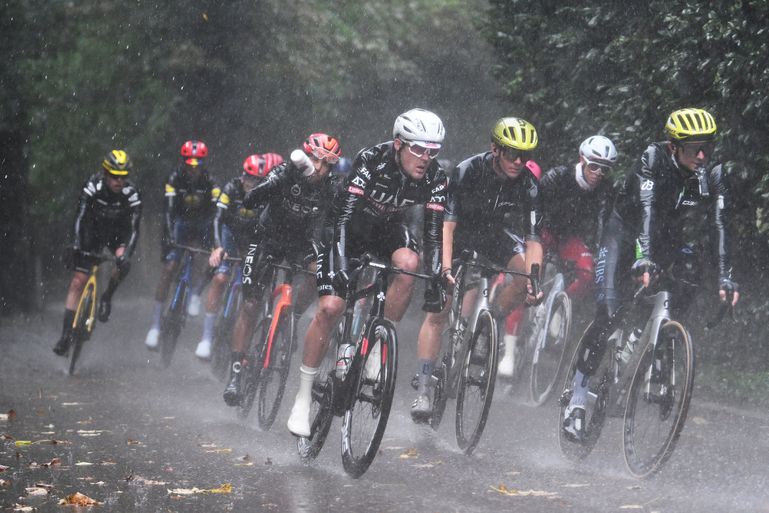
[
  {"xmin": 405, "ymin": 141, "xmax": 441, "ymax": 160},
  {"xmin": 679, "ymin": 141, "xmax": 715, "ymax": 158},
  {"xmin": 106, "ymin": 173, "xmax": 128, "ymax": 181},
  {"xmin": 308, "ymin": 147, "xmax": 340, "ymax": 165},
  {"xmin": 499, "ymin": 146, "xmax": 530, "ymax": 163},
  {"xmin": 584, "ymin": 160, "xmax": 611, "ymax": 175}
]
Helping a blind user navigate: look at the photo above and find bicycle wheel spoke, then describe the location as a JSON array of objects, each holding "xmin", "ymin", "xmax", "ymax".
[
  {"xmin": 530, "ymin": 291, "xmax": 571, "ymax": 405},
  {"xmin": 623, "ymin": 320, "xmax": 694, "ymax": 478},
  {"xmin": 256, "ymin": 310, "xmax": 294, "ymax": 430}
]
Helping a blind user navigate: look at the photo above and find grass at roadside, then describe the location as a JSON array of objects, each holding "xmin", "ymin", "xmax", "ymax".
[{"xmin": 695, "ymin": 363, "xmax": 769, "ymax": 409}]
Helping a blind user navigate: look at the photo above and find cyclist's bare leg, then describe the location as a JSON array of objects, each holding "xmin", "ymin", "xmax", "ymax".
[
  {"xmin": 154, "ymin": 260, "xmax": 179, "ymax": 303},
  {"xmin": 205, "ymin": 272, "xmax": 229, "ymax": 314},
  {"xmin": 292, "ymin": 261, "xmax": 318, "ymax": 317},
  {"xmin": 64, "ymin": 271, "xmax": 89, "ymax": 311},
  {"xmin": 383, "ymin": 247, "xmax": 419, "ymax": 321},
  {"xmin": 231, "ymin": 297, "xmax": 260, "ymax": 354}
]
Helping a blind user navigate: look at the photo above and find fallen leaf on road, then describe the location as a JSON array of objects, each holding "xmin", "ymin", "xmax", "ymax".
[
  {"xmin": 208, "ymin": 483, "xmax": 232, "ymax": 494},
  {"xmin": 167, "ymin": 483, "xmax": 233, "ymax": 495},
  {"xmin": 0, "ymin": 464, "xmax": 8, "ymax": 472},
  {"xmin": 490, "ymin": 485, "xmax": 558, "ymax": 497},
  {"xmin": 25, "ymin": 486, "xmax": 50, "ymax": 496},
  {"xmin": 691, "ymin": 416, "xmax": 708, "ymax": 425},
  {"xmin": 130, "ymin": 476, "xmax": 167, "ymax": 486},
  {"xmin": 0, "ymin": 478, "xmax": 9, "ymax": 486},
  {"xmin": 126, "ymin": 439, "xmax": 142, "ymax": 445},
  {"xmin": 75, "ymin": 462, "xmax": 93, "ymax": 466},
  {"xmin": 1, "ymin": 433, "xmax": 13, "ymax": 440},
  {"xmin": 563, "ymin": 483, "xmax": 590, "ymax": 488},
  {"xmin": 619, "ymin": 506, "xmax": 643, "ymax": 510},
  {"xmin": 61, "ymin": 402, "xmax": 83, "ymax": 406},
  {"xmin": 204, "ymin": 448, "xmax": 232, "ymax": 454},
  {"xmin": 77, "ymin": 430, "xmax": 107, "ymax": 437},
  {"xmin": 14, "ymin": 441, "xmax": 32, "ymax": 447},
  {"xmin": 0, "ymin": 410, "xmax": 16, "ymax": 421},
  {"xmin": 13, "ymin": 504, "xmax": 33, "ymax": 512},
  {"xmin": 399, "ymin": 448, "xmax": 419, "ymax": 459},
  {"xmin": 58, "ymin": 492, "xmax": 101, "ymax": 506}
]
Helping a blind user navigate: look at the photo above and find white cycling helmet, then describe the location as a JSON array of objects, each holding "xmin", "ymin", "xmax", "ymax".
[
  {"xmin": 393, "ymin": 108, "xmax": 445, "ymax": 148},
  {"xmin": 579, "ymin": 135, "xmax": 617, "ymax": 167}
]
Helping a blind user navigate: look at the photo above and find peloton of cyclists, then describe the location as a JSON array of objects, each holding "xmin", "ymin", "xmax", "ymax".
[
  {"xmin": 497, "ymin": 135, "xmax": 617, "ymax": 377},
  {"xmin": 194, "ymin": 153, "xmax": 285, "ymax": 360},
  {"xmin": 53, "ymin": 150, "xmax": 142, "ymax": 356},
  {"xmin": 412, "ymin": 116, "xmax": 545, "ymax": 421},
  {"xmin": 285, "ymin": 108, "xmax": 449, "ymax": 437},
  {"xmin": 145, "ymin": 140, "xmax": 221, "ymax": 350},
  {"xmin": 562, "ymin": 108, "xmax": 740, "ymax": 441},
  {"xmin": 222, "ymin": 134, "xmax": 343, "ymax": 407}
]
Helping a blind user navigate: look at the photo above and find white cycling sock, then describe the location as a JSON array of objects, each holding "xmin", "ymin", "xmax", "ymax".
[
  {"xmin": 293, "ymin": 365, "xmax": 319, "ymax": 410},
  {"xmin": 202, "ymin": 312, "xmax": 216, "ymax": 340},
  {"xmin": 152, "ymin": 301, "xmax": 163, "ymax": 329},
  {"xmin": 570, "ymin": 369, "xmax": 589, "ymax": 408}
]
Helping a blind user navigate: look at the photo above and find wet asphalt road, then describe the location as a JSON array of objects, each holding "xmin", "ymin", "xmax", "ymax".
[{"xmin": 2, "ymin": 296, "xmax": 769, "ymax": 513}]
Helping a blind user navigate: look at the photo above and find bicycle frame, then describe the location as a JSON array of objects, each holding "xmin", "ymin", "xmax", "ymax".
[
  {"xmin": 73, "ymin": 265, "xmax": 99, "ymax": 336},
  {"xmin": 170, "ymin": 251, "xmax": 194, "ymax": 312}
]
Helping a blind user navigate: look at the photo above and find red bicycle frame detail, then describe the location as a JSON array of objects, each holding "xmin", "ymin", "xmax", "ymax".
[{"xmin": 262, "ymin": 283, "xmax": 293, "ymax": 369}]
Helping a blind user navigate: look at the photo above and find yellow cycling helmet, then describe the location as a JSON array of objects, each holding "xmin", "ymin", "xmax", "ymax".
[
  {"xmin": 102, "ymin": 150, "xmax": 132, "ymax": 176},
  {"xmin": 491, "ymin": 117, "xmax": 538, "ymax": 151},
  {"xmin": 664, "ymin": 108, "xmax": 717, "ymax": 141}
]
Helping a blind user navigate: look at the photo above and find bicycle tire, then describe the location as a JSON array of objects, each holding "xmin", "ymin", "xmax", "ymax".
[
  {"xmin": 68, "ymin": 285, "xmax": 95, "ymax": 376},
  {"xmin": 210, "ymin": 318, "xmax": 233, "ymax": 382},
  {"xmin": 455, "ymin": 309, "xmax": 498, "ymax": 454},
  {"xmin": 256, "ymin": 308, "xmax": 295, "ymax": 430},
  {"xmin": 530, "ymin": 291, "xmax": 572, "ymax": 406},
  {"xmin": 557, "ymin": 321, "xmax": 612, "ymax": 461},
  {"xmin": 341, "ymin": 318, "xmax": 397, "ymax": 478},
  {"xmin": 160, "ymin": 281, "xmax": 187, "ymax": 368},
  {"xmin": 430, "ymin": 363, "xmax": 448, "ymax": 430},
  {"xmin": 237, "ymin": 316, "xmax": 269, "ymax": 421},
  {"xmin": 623, "ymin": 320, "xmax": 694, "ymax": 478}
]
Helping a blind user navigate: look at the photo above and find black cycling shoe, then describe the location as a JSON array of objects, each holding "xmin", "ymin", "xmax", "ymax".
[
  {"xmin": 223, "ymin": 373, "xmax": 242, "ymax": 407},
  {"xmin": 97, "ymin": 296, "xmax": 111, "ymax": 323},
  {"xmin": 53, "ymin": 335, "xmax": 70, "ymax": 356},
  {"xmin": 562, "ymin": 406, "xmax": 586, "ymax": 443}
]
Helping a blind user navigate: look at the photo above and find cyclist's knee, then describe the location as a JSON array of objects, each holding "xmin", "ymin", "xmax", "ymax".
[
  {"xmin": 212, "ymin": 272, "xmax": 229, "ymax": 287},
  {"xmin": 391, "ymin": 247, "xmax": 419, "ymax": 272},
  {"xmin": 315, "ymin": 296, "xmax": 345, "ymax": 323}
]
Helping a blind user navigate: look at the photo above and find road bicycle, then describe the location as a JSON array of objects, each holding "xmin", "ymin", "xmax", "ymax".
[
  {"xmin": 297, "ymin": 254, "xmax": 435, "ymax": 478},
  {"xmin": 65, "ymin": 251, "xmax": 111, "ymax": 376},
  {"xmin": 158, "ymin": 244, "xmax": 209, "ymax": 368},
  {"xmin": 210, "ymin": 261, "xmax": 244, "ymax": 382},
  {"xmin": 558, "ymin": 274, "xmax": 730, "ymax": 477},
  {"xmin": 426, "ymin": 250, "xmax": 539, "ymax": 454},
  {"xmin": 236, "ymin": 257, "xmax": 314, "ymax": 430}
]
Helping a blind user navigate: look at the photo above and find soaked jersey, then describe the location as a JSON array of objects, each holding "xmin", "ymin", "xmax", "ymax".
[
  {"xmin": 74, "ymin": 173, "xmax": 142, "ymax": 256},
  {"xmin": 213, "ymin": 177, "xmax": 262, "ymax": 246},
  {"xmin": 539, "ymin": 164, "xmax": 611, "ymax": 247},
  {"xmin": 446, "ymin": 152, "xmax": 541, "ymax": 248},
  {"xmin": 164, "ymin": 169, "xmax": 220, "ymax": 221},
  {"xmin": 242, "ymin": 161, "xmax": 338, "ymax": 244},
  {"xmin": 613, "ymin": 142, "xmax": 732, "ymax": 277},
  {"xmin": 334, "ymin": 141, "xmax": 447, "ymax": 275}
]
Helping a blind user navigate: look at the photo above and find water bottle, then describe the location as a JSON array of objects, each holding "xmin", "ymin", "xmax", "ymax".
[
  {"xmin": 350, "ymin": 297, "xmax": 366, "ymax": 342},
  {"xmin": 336, "ymin": 343, "xmax": 356, "ymax": 378},
  {"xmin": 617, "ymin": 327, "xmax": 643, "ymax": 365}
]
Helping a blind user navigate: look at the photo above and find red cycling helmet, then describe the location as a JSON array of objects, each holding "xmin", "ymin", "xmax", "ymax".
[
  {"xmin": 243, "ymin": 153, "xmax": 284, "ymax": 178},
  {"xmin": 303, "ymin": 133, "xmax": 341, "ymax": 164},
  {"xmin": 180, "ymin": 140, "xmax": 209, "ymax": 158}
]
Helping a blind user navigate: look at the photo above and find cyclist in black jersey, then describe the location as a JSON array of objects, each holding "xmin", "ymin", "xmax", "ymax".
[
  {"xmin": 286, "ymin": 108, "xmax": 449, "ymax": 437},
  {"xmin": 193, "ymin": 153, "xmax": 283, "ymax": 360},
  {"xmin": 412, "ymin": 117, "xmax": 545, "ymax": 420},
  {"xmin": 562, "ymin": 108, "xmax": 740, "ymax": 440},
  {"xmin": 53, "ymin": 150, "xmax": 142, "ymax": 356},
  {"xmin": 145, "ymin": 140, "xmax": 221, "ymax": 350},
  {"xmin": 498, "ymin": 136, "xmax": 617, "ymax": 376},
  {"xmin": 222, "ymin": 134, "xmax": 342, "ymax": 406}
]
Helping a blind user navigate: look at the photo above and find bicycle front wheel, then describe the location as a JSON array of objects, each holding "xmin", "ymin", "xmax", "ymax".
[
  {"xmin": 256, "ymin": 308, "xmax": 295, "ymax": 430},
  {"xmin": 455, "ymin": 309, "xmax": 498, "ymax": 454},
  {"xmin": 237, "ymin": 315, "xmax": 270, "ymax": 421},
  {"xmin": 623, "ymin": 320, "xmax": 694, "ymax": 478},
  {"xmin": 530, "ymin": 291, "xmax": 572, "ymax": 405},
  {"xmin": 341, "ymin": 318, "xmax": 397, "ymax": 478},
  {"xmin": 68, "ymin": 285, "xmax": 96, "ymax": 376},
  {"xmin": 160, "ymin": 282, "xmax": 187, "ymax": 368}
]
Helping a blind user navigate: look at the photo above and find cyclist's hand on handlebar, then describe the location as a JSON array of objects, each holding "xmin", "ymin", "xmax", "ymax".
[
  {"xmin": 333, "ymin": 268, "xmax": 351, "ymax": 292},
  {"xmin": 718, "ymin": 277, "xmax": 739, "ymax": 306},
  {"xmin": 525, "ymin": 282, "xmax": 544, "ymax": 306},
  {"xmin": 441, "ymin": 267, "xmax": 455, "ymax": 286},
  {"xmin": 209, "ymin": 247, "xmax": 226, "ymax": 268},
  {"xmin": 631, "ymin": 257, "xmax": 657, "ymax": 288},
  {"xmin": 422, "ymin": 276, "xmax": 448, "ymax": 313}
]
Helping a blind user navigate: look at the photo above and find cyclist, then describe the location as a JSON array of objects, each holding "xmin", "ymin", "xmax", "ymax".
[
  {"xmin": 194, "ymin": 153, "xmax": 284, "ymax": 360},
  {"xmin": 497, "ymin": 135, "xmax": 617, "ymax": 377},
  {"xmin": 222, "ymin": 134, "xmax": 342, "ymax": 406},
  {"xmin": 53, "ymin": 150, "xmax": 142, "ymax": 356},
  {"xmin": 145, "ymin": 140, "xmax": 220, "ymax": 349},
  {"xmin": 412, "ymin": 117, "xmax": 544, "ymax": 421},
  {"xmin": 285, "ymin": 108, "xmax": 449, "ymax": 437},
  {"xmin": 562, "ymin": 108, "xmax": 740, "ymax": 441}
]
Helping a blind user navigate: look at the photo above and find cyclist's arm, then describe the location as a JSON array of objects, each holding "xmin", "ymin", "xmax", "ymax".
[
  {"xmin": 524, "ymin": 169, "xmax": 544, "ymax": 278},
  {"xmin": 72, "ymin": 180, "xmax": 94, "ymax": 250},
  {"xmin": 422, "ymin": 174, "xmax": 447, "ymax": 276},
  {"xmin": 124, "ymin": 186, "xmax": 142, "ymax": 258},
  {"xmin": 242, "ymin": 164, "xmax": 289, "ymax": 209},
  {"xmin": 334, "ymin": 156, "xmax": 373, "ymax": 271},
  {"xmin": 164, "ymin": 175, "xmax": 177, "ymax": 242},
  {"xmin": 710, "ymin": 164, "xmax": 733, "ymax": 280},
  {"xmin": 635, "ymin": 146, "xmax": 658, "ymax": 260}
]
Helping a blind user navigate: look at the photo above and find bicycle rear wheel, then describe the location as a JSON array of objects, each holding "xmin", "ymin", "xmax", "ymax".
[
  {"xmin": 341, "ymin": 318, "xmax": 397, "ymax": 478},
  {"xmin": 455, "ymin": 309, "xmax": 498, "ymax": 454},
  {"xmin": 160, "ymin": 282, "xmax": 187, "ymax": 368},
  {"xmin": 68, "ymin": 286, "xmax": 95, "ymax": 376},
  {"xmin": 623, "ymin": 320, "xmax": 694, "ymax": 478},
  {"xmin": 256, "ymin": 308, "xmax": 295, "ymax": 430},
  {"xmin": 557, "ymin": 321, "xmax": 611, "ymax": 461},
  {"xmin": 530, "ymin": 291, "xmax": 572, "ymax": 405}
]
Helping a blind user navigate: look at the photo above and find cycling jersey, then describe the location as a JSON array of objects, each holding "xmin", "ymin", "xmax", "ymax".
[
  {"xmin": 333, "ymin": 141, "xmax": 447, "ymax": 277},
  {"xmin": 213, "ymin": 177, "xmax": 262, "ymax": 250},
  {"xmin": 164, "ymin": 168, "xmax": 220, "ymax": 237},
  {"xmin": 73, "ymin": 173, "xmax": 142, "ymax": 262},
  {"xmin": 539, "ymin": 164, "xmax": 611, "ymax": 248},
  {"xmin": 446, "ymin": 152, "xmax": 541, "ymax": 265}
]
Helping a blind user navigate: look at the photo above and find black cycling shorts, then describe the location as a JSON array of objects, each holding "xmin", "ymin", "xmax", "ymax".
[
  {"xmin": 240, "ymin": 232, "xmax": 317, "ymax": 301},
  {"xmin": 453, "ymin": 226, "xmax": 526, "ymax": 269},
  {"xmin": 72, "ymin": 217, "xmax": 131, "ymax": 273},
  {"xmin": 316, "ymin": 223, "xmax": 420, "ymax": 298}
]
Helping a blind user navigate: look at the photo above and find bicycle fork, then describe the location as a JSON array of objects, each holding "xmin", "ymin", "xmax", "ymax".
[{"xmin": 262, "ymin": 283, "xmax": 293, "ymax": 369}]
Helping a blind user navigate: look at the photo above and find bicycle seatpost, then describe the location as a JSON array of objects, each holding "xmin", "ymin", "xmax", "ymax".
[{"xmin": 530, "ymin": 263, "xmax": 541, "ymax": 299}]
